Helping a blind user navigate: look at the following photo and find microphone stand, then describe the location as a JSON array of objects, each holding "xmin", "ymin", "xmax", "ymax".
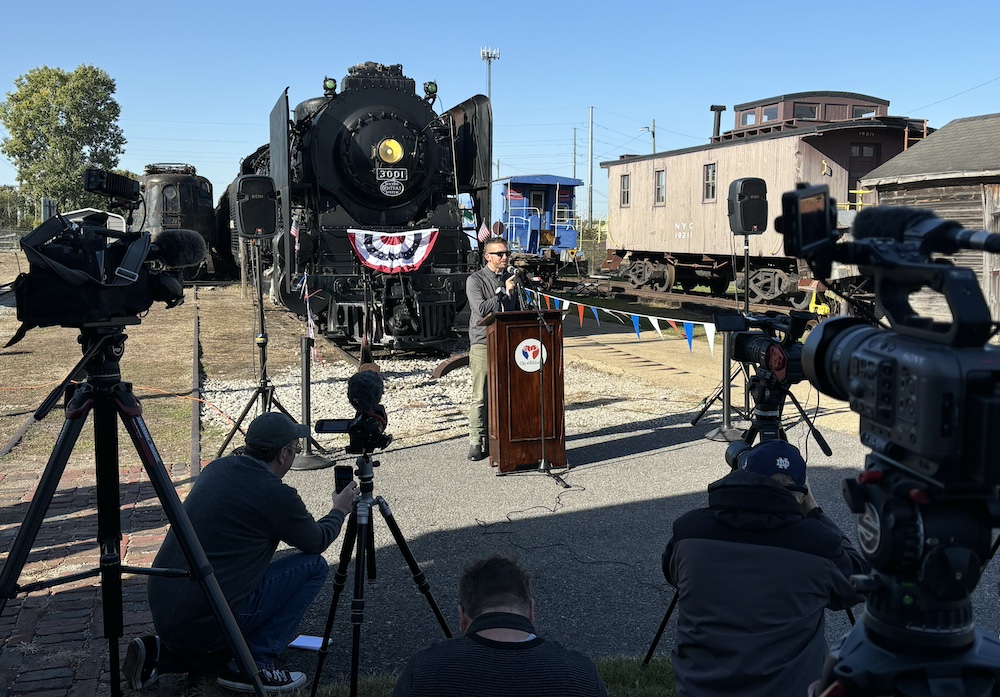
[{"xmin": 517, "ymin": 273, "xmax": 569, "ymax": 489}]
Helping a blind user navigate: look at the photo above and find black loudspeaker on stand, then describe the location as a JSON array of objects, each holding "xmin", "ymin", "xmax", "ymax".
[
  {"xmin": 216, "ymin": 176, "xmax": 329, "ymax": 466},
  {"xmin": 0, "ymin": 323, "xmax": 266, "ymax": 697}
]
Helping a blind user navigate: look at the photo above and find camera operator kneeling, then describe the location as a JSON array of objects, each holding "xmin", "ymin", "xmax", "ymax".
[
  {"xmin": 662, "ymin": 440, "xmax": 868, "ymax": 697},
  {"xmin": 123, "ymin": 413, "xmax": 357, "ymax": 693}
]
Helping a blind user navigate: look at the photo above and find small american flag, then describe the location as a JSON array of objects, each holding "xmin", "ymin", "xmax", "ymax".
[
  {"xmin": 290, "ymin": 217, "xmax": 299, "ymax": 239},
  {"xmin": 477, "ymin": 223, "xmax": 491, "ymax": 243}
]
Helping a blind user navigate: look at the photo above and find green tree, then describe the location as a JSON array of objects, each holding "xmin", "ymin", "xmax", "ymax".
[{"xmin": 0, "ymin": 65, "xmax": 126, "ymax": 211}]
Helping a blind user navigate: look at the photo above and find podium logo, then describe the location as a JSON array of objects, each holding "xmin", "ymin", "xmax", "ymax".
[{"xmin": 514, "ymin": 339, "xmax": 547, "ymax": 373}]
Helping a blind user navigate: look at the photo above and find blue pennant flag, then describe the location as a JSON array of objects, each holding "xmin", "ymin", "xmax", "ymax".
[
  {"xmin": 631, "ymin": 314, "xmax": 641, "ymax": 338},
  {"xmin": 684, "ymin": 322, "xmax": 694, "ymax": 351}
]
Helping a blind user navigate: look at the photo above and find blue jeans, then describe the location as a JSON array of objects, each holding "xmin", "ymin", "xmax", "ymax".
[{"xmin": 235, "ymin": 553, "xmax": 329, "ymax": 669}]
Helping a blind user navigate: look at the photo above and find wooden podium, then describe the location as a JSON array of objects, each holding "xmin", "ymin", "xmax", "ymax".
[{"xmin": 482, "ymin": 310, "xmax": 566, "ymax": 473}]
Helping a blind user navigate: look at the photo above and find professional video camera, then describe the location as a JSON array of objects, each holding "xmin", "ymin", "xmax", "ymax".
[
  {"xmin": 316, "ymin": 370, "xmax": 392, "ymax": 455},
  {"xmin": 715, "ymin": 309, "xmax": 831, "ymax": 462},
  {"xmin": 5, "ymin": 169, "xmax": 206, "ymax": 347},
  {"xmin": 776, "ymin": 184, "xmax": 1000, "ymax": 695}
]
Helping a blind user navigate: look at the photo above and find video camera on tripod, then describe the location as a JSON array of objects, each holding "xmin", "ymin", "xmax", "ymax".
[
  {"xmin": 316, "ymin": 371, "xmax": 392, "ymax": 455},
  {"xmin": 5, "ymin": 169, "xmax": 206, "ymax": 347},
  {"xmin": 776, "ymin": 183, "xmax": 1000, "ymax": 696},
  {"xmin": 714, "ymin": 309, "xmax": 832, "ymax": 460}
]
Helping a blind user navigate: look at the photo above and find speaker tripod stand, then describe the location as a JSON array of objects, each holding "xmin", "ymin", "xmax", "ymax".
[
  {"xmin": 310, "ymin": 451, "xmax": 451, "ymax": 697},
  {"xmin": 0, "ymin": 322, "xmax": 265, "ymax": 697},
  {"xmin": 216, "ymin": 238, "xmax": 323, "ymax": 459}
]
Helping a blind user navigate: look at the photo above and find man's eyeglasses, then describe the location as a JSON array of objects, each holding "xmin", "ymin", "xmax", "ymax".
[{"xmin": 487, "ymin": 251, "xmax": 510, "ymax": 258}]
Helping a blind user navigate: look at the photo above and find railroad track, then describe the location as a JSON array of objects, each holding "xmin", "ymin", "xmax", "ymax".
[{"xmin": 552, "ymin": 277, "xmax": 798, "ymax": 323}]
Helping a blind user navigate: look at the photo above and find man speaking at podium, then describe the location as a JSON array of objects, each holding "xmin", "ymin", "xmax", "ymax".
[{"xmin": 466, "ymin": 237, "xmax": 521, "ymax": 461}]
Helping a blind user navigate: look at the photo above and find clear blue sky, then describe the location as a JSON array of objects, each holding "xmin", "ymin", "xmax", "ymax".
[{"xmin": 2, "ymin": 0, "xmax": 998, "ymax": 219}]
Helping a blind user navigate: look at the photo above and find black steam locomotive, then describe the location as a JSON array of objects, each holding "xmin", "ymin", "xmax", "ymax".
[{"xmin": 228, "ymin": 62, "xmax": 492, "ymax": 350}]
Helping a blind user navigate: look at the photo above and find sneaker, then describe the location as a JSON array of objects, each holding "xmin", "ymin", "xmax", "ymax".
[
  {"xmin": 217, "ymin": 665, "xmax": 307, "ymax": 694},
  {"xmin": 123, "ymin": 635, "xmax": 160, "ymax": 689}
]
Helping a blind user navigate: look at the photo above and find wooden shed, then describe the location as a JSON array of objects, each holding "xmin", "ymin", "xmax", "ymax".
[{"xmin": 861, "ymin": 113, "xmax": 1000, "ymax": 323}]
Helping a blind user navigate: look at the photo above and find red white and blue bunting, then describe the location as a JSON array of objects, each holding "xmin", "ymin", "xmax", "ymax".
[
  {"xmin": 348, "ymin": 228, "xmax": 439, "ymax": 274},
  {"xmin": 525, "ymin": 289, "xmax": 717, "ymax": 355}
]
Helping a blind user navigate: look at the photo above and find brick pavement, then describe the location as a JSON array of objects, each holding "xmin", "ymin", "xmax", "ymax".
[{"xmin": 0, "ymin": 449, "xmax": 198, "ymax": 696}]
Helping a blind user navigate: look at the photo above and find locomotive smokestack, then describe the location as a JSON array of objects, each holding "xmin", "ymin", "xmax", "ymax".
[{"xmin": 710, "ymin": 105, "xmax": 727, "ymax": 141}]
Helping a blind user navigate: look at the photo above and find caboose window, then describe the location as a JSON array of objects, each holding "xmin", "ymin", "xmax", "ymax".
[
  {"xmin": 762, "ymin": 105, "xmax": 778, "ymax": 122},
  {"xmin": 654, "ymin": 169, "xmax": 666, "ymax": 206},
  {"xmin": 793, "ymin": 103, "xmax": 818, "ymax": 120},
  {"xmin": 853, "ymin": 106, "xmax": 877, "ymax": 119},
  {"xmin": 739, "ymin": 111, "xmax": 756, "ymax": 127},
  {"xmin": 620, "ymin": 174, "xmax": 631, "ymax": 207},
  {"xmin": 703, "ymin": 164, "xmax": 716, "ymax": 202}
]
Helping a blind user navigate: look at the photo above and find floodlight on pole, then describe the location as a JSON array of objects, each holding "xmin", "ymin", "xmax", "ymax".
[{"xmin": 480, "ymin": 47, "xmax": 500, "ymax": 101}]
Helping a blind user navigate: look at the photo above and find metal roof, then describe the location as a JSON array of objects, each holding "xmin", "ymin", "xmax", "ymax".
[
  {"xmin": 494, "ymin": 175, "xmax": 584, "ymax": 187},
  {"xmin": 862, "ymin": 113, "xmax": 1000, "ymax": 186}
]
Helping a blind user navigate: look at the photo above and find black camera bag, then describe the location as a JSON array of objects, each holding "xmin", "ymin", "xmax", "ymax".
[{"xmin": 5, "ymin": 215, "xmax": 154, "ymax": 346}]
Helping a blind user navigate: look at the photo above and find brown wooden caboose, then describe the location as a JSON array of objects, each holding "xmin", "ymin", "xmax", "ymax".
[{"xmin": 601, "ymin": 91, "xmax": 930, "ymax": 306}]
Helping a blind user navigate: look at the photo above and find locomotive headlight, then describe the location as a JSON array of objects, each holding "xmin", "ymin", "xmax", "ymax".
[
  {"xmin": 423, "ymin": 81, "xmax": 438, "ymax": 99},
  {"xmin": 377, "ymin": 138, "xmax": 404, "ymax": 165}
]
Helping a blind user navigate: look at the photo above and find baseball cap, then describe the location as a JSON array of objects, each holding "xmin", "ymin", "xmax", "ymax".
[
  {"xmin": 245, "ymin": 412, "xmax": 310, "ymax": 451},
  {"xmin": 739, "ymin": 440, "xmax": 807, "ymax": 491}
]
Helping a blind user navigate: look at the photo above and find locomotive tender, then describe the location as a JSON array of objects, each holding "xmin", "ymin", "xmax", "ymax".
[
  {"xmin": 601, "ymin": 92, "xmax": 931, "ymax": 308},
  {"xmin": 230, "ymin": 62, "xmax": 492, "ymax": 349}
]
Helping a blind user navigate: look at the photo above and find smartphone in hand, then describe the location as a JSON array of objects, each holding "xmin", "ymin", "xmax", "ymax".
[{"xmin": 334, "ymin": 465, "xmax": 355, "ymax": 494}]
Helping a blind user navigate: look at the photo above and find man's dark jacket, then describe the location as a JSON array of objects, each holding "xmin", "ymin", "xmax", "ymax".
[{"xmin": 662, "ymin": 469, "xmax": 868, "ymax": 697}]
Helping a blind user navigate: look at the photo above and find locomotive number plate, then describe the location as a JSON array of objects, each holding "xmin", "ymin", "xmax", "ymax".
[{"xmin": 377, "ymin": 168, "xmax": 408, "ymax": 181}]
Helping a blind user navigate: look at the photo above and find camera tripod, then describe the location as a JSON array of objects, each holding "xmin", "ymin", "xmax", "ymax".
[
  {"xmin": 310, "ymin": 451, "xmax": 451, "ymax": 697},
  {"xmin": 216, "ymin": 238, "xmax": 323, "ymax": 460},
  {"xmin": 0, "ymin": 322, "xmax": 265, "ymax": 697}
]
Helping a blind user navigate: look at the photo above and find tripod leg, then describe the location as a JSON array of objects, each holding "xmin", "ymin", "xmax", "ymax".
[
  {"xmin": 94, "ymin": 396, "xmax": 125, "ymax": 697},
  {"xmin": 374, "ymin": 497, "xmax": 452, "ymax": 637},
  {"xmin": 349, "ymin": 502, "xmax": 373, "ymax": 697},
  {"xmin": 216, "ymin": 387, "xmax": 266, "ymax": 457},
  {"xmin": 0, "ymin": 388, "xmax": 88, "ymax": 615},
  {"xmin": 643, "ymin": 592, "xmax": 678, "ymax": 666},
  {"xmin": 115, "ymin": 387, "xmax": 266, "ymax": 697},
  {"xmin": 310, "ymin": 506, "xmax": 359, "ymax": 697}
]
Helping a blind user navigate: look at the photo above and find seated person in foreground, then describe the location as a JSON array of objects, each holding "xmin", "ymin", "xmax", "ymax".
[
  {"xmin": 393, "ymin": 555, "xmax": 608, "ymax": 697},
  {"xmin": 662, "ymin": 439, "xmax": 868, "ymax": 697}
]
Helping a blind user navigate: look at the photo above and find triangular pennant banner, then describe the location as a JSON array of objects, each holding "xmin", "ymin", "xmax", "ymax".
[
  {"xmin": 591, "ymin": 306, "xmax": 600, "ymax": 326},
  {"xmin": 704, "ymin": 323, "xmax": 716, "ymax": 355},
  {"xmin": 650, "ymin": 317, "xmax": 664, "ymax": 340},
  {"xmin": 544, "ymin": 295, "xmax": 551, "ymax": 310},
  {"xmin": 578, "ymin": 304, "xmax": 585, "ymax": 327},
  {"xmin": 684, "ymin": 322, "xmax": 694, "ymax": 351},
  {"xmin": 631, "ymin": 314, "xmax": 641, "ymax": 338}
]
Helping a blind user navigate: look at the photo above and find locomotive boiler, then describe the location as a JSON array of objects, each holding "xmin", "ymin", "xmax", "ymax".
[{"xmin": 232, "ymin": 62, "xmax": 492, "ymax": 350}]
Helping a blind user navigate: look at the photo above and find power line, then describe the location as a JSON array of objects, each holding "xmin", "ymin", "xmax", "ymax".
[{"xmin": 899, "ymin": 75, "xmax": 1000, "ymax": 116}]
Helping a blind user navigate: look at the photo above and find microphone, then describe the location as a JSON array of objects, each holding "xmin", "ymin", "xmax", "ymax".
[
  {"xmin": 148, "ymin": 228, "xmax": 208, "ymax": 268},
  {"xmin": 853, "ymin": 207, "xmax": 1000, "ymax": 255},
  {"xmin": 347, "ymin": 370, "xmax": 384, "ymax": 414}
]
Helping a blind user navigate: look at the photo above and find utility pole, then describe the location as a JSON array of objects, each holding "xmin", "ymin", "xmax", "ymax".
[
  {"xmin": 587, "ymin": 106, "xmax": 594, "ymax": 238},
  {"xmin": 642, "ymin": 119, "xmax": 656, "ymax": 154},
  {"xmin": 572, "ymin": 127, "xmax": 577, "ymax": 179},
  {"xmin": 480, "ymin": 47, "xmax": 500, "ymax": 101}
]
